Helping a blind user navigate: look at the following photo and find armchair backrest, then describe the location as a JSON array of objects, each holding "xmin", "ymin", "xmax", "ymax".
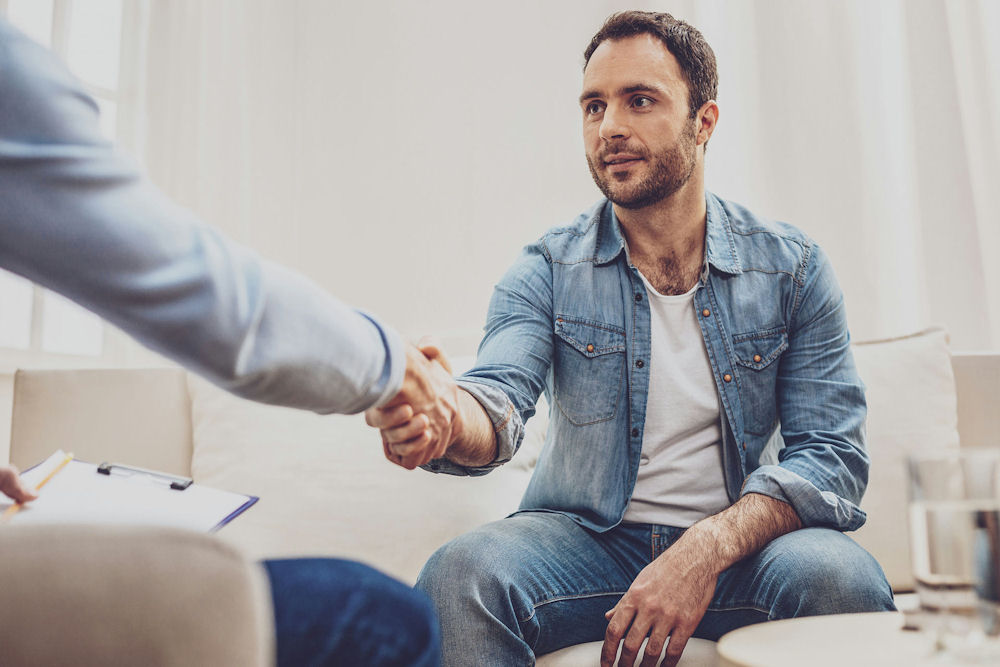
[{"xmin": 9, "ymin": 368, "xmax": 193, "ymax": 476}]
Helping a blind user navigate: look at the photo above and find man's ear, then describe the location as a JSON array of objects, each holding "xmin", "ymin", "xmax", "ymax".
[{"xmin": 696, "ymin": 100, "xmax": 719, "ymax": 148}]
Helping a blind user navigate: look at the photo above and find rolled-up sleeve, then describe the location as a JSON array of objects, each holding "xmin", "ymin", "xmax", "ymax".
[
  {"xmin": 422, "ymin": 242, "xmax": 553, "ymax": 476},
  {"xmin": 740, "ymin": 243, "xmax": 869, "ymax": 531}
]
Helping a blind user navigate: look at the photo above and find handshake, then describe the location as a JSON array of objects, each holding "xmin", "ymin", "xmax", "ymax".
[{"xmin": 365, "ymin": 339, "xmax": 465, "ymax": 470}]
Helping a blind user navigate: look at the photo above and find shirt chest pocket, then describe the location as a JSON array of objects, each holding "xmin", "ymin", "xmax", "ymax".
[
  {"xmin": 732, "ymin": 327, "xmax": 788, "ymax": 436},
  {"xmin": 552, "ymin": 316, "xmax": 626, "ymax": 426}
]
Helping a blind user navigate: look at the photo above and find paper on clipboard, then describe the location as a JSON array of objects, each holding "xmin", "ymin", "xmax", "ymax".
[{"xmin": 1, "ymin": 451, "xmax": 257, "ymax": 532}]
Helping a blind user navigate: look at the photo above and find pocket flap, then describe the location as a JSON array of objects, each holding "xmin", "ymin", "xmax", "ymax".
[
  {"xmin": 554, "ymin": 316, "xmax": 626, "ymax": 358},
  {"xmin": 733, "ymin": 327, "xmax": 788, "ymax": 370}
]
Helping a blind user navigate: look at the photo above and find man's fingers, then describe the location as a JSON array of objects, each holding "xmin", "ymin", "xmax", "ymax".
[
  {"xmin": 638, "ymin": 627, "xmax": 671, "ymax": 667},
  {"xmin": 387, "ymin": 430, "xmax": 432, "ymax": 458},
  {"xmin": 618, "ymin": 614, "xmax": 652, "ymax": 667},
  {"xmin": 365, "ymin": 404, "xmax": 413, "ymax": 428},
  {"xmin": 381, "ymin": 414, "xmax": 429, "ymax": 444},
  {"xmin": 417, "ymin": 335, "xmax": 453, "ymax": 374},
  {"xmin": 661, "ymin": 628, "xmax": 692, "ymax": 667},
  {"xmin": 601, "ymin": 607, "xmax": 634, "ymax": 667}
]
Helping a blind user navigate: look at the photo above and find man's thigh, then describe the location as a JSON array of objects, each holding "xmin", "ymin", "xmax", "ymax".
[
  {"xmin": 417, "ymin": 511, "xmax": 650, "ymax": 656},
  {"xmin": 697, "ymin": 527, "xmax": 895, "ymax": 640}
]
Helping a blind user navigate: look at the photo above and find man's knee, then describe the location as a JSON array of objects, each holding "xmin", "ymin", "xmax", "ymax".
[
  {"xmin": 760, "ymin": 528, "xmax": 895, "ymax": 618},
  {"xmin": 416, "ymin": 525, "xmax": 511, "ymax": 603}
]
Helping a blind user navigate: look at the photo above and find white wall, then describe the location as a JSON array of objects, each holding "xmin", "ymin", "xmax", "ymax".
[{"xmin": 139, "ymin": 0, "xmax": 998, "ymax": 355}]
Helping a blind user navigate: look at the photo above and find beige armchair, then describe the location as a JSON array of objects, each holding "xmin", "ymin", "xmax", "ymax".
[{"xmin": 2, "ymin": 369, "xmax": 273, "ymax": 667}]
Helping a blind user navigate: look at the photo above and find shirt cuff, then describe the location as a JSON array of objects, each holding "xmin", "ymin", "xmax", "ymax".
[
  {"xmin": 741, "ymin": 464, "xmax": 867, "ymax": 531},
  {"xmin": 420, "ymin": 379, "xmax": 524, "ymax": 477},
  {"xmin": 360, "ymin": 313, "xmax": 406, "ymax": 410}
]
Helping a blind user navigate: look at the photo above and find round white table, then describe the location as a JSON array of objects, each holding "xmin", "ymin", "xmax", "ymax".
[{"xmin": 717, "ymin": 612, "xmax": 992, "ymax": 666}]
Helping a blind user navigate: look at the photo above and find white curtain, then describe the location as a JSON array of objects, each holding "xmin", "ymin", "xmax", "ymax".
[{"xmin": 140, "ymin": 0, "xmax": 1000, "ymax": 353}]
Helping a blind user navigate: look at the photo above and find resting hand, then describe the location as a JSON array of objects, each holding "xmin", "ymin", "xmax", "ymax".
[
  {"xmin": 0, "ymin": 464, "xmax": 37, "ymax": 503},
  {"xmin": 365, "ymin": 338, "xmax": 462, "ymax": 469},
  {"xmin": 601, "ymin": 534, "xmax": 718, "ymax": 667}
]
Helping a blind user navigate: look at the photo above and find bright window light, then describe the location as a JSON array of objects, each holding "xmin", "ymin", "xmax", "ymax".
[
  {"xmin": 0, "ymin": 271, "xmax": 33, "ymax": 349},
  {"xmin": 7, "ymin": 0, "xmax": 54, "ymax": 47},
  {"xmin": 41, "ymin": 291, "xmax": 104, "ymax": 356},
  {"xmin": 66, "ymin": 0, "xmax": 123, "ymax": 90}
]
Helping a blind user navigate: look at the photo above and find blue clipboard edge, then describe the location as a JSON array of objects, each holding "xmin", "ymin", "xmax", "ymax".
[
  {"xmin": 211, "ymin": 495, "xmax": 259, "ymax": 532},
  {"xmin": 21, "ymin": 456, "xmax": 259, "ymax": 533}
]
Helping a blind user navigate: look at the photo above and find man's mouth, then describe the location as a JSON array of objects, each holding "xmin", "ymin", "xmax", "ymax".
[{"xmin": 603, "ymin": 154, "xmax": 644, "ymax": 169}]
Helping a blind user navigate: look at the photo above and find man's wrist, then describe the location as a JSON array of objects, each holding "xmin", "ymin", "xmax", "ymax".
[
  {"xmin": 442, "ymin": 390, "xmax": 497, "ymax": 467},
  {"xmin": 675, "ymin": 517, "xmax": 730, "ymax": 576}
]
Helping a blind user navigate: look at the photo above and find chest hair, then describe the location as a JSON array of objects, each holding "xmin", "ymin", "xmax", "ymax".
[{"xmin": 634, "ymin": 255, "xmax": 702, "ymax": 296}]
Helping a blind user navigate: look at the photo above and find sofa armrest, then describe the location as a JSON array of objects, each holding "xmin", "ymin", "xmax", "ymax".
[{"xmin": 0, "ymin": 524, "xmax": 273, "ymax": 667}]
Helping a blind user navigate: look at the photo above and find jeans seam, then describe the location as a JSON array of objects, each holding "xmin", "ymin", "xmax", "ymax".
[
  {"xmin": 705, "ymin": 603, "xmax": 771, "ymax": 616},
  {"xmin": 520, "ymin": 591, "xmax": 627, "ymax": 624}
]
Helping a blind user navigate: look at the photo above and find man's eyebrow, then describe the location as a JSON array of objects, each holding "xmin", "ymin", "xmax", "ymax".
[{"xmin": 578, "ymin": 83, "xmax": 668, "ymax": 104}]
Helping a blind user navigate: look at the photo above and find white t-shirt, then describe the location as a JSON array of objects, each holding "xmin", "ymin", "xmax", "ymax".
[{"xmin": 622, "ymin": 270, "xmax": 731, "ymax": 527}]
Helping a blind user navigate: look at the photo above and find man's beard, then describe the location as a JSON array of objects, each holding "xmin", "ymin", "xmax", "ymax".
[{"xmin": 587, "ymin": 122, "xmax": 698, "ymax": 210}]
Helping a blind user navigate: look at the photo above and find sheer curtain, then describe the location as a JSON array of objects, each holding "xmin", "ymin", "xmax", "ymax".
[{"xmin": 139, "ymin": 0, "xmax": 1000, "ymax": 352}]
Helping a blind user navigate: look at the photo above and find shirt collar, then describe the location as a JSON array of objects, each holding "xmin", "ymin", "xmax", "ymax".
[{"xmin": 594, "ymin": 193, "xmax": 743, "ymax": 275}]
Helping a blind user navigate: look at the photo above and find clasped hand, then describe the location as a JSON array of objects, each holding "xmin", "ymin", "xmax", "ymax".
[{"xmin": 365, "ymin": 339, "xmax": 462, "ymax": 470}]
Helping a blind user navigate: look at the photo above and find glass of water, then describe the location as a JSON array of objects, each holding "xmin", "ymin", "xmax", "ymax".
[{"xmin": 908, "ymin": 449, "xmax": 1000, "ymax": 661}]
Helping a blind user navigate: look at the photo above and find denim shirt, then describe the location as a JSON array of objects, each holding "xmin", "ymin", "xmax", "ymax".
[{"xmin": 427, "ymin": 194, "xmax": 869, "ymax": 533}]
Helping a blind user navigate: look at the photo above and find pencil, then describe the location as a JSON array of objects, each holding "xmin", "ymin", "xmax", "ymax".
[{"xmin": 1, "ymin": 452, "xmax": 74, "ymax": 522}]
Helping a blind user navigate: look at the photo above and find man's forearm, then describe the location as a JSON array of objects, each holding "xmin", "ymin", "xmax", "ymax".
[
  {"xmin": 677, "ymin": 492, "xmax": 803, "ymax": 574},
  {"xmin": 442, "ymin": 389, "xmax": 498, "ymax": 467}
]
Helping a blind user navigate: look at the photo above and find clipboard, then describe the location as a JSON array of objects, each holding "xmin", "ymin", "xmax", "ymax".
[{"xmin": 1, "ymin": 451, "xmax": 257, "ymax": 532}]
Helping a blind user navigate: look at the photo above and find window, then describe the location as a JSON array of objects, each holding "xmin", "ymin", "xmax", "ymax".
[{"xmin": 0, "ymin": 0, "xmax": 147, "ymax": 367}]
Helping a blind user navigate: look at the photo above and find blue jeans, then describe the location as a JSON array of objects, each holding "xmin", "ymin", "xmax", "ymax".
[
  {"xmin": 264, "ymin": 558, "xmax": 440, "ymax": 667},
  {"xmin": 416, "ymin": 512, "xmax": 895, "ymax": 666}
]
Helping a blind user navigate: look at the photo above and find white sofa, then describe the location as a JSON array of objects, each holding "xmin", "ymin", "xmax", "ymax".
[{"xmin": 4, "ymin": 328, "xmax": 998, "ymax": 666}]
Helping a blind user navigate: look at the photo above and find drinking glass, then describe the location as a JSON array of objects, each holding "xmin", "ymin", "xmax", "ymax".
[{"xmin": 908, "ymin": 449, "xmax": 1000, "ymax": 661}]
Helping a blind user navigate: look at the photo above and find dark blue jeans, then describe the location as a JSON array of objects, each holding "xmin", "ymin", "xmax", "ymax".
[{"xmin": 264, "ymin": 558, "xmax": 440, "ymax": 667}]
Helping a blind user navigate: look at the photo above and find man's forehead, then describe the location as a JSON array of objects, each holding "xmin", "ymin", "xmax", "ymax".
[{"xmin": 582, "ymin": 33, "xmax": 684, "ymax": 93}]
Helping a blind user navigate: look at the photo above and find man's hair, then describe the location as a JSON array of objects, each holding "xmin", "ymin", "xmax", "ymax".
[{"xmin": 583, "ymin": 11, "xmax": 718, "ymax": 118}]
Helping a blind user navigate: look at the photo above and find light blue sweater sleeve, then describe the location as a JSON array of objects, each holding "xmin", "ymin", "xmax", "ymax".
[{"xmin": 0, "ymin": 20, "xmax": 404, "ymax": 414}]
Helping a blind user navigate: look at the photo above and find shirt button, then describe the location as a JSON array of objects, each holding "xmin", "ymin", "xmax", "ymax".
[
  {"xmin": 635, "ymin": 359, "xmax": 644, "ymax": 368},
  {"xmin": 742, "ymin": 442, "xmax": 747, "ymax": 451},
  {"xmin": 586, "ymin": 343, "xmax": 595, "ymax": 352},
  {"xmin": 702, "ymin": 308, "xmax": 711, "ymax": 317},
  {"xmin": 723, "ymin": 373, "xmax": 733, "ymax": 382},
  {"xmin": 631, "ymin": 427, "xmax": 639, "ymax": 437},
  {"xmin": 635, "ymin": 293, "xmax": 643, "ymax": 302},
  {"xmin": 753, "ymin": 354, "xmax": 762, "ymax": 363}
]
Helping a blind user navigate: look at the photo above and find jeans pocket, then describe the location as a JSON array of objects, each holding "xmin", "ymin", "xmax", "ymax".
[
  {"xmin": 552, "ymin": 316, "xmax": 626, "ymax": 425},
  {"xmin": 733, "ymin": 327, "xmax": 787, "ymax": 435}
]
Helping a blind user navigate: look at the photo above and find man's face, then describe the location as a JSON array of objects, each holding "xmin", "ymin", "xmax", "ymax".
[{"xmin": 580, "ymin": 34, "xmax": 699, "ymax": 210}]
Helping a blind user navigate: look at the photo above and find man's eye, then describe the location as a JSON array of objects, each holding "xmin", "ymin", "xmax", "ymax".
[
  {"xmin": 632, "ymin": 96, "xmax": 653, "ymax": 108},
  {"xmin": 586, "ymin": 102, "xmax": 604, "ymax": 115}
]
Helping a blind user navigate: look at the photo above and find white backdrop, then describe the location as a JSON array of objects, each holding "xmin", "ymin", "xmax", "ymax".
[{"xmin": 139, "ymin": 0, "xmax": 1000, "ymax": 355}]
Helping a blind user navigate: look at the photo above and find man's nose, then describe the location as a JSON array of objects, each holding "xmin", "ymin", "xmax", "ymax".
[{"xmin": 599, "ymin": 106, "xmax": 630, "ymax": 141}]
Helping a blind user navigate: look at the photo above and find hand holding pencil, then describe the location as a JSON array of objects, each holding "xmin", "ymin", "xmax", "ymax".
[
  {"xmin": 0, "ymin": 464, "xmax": 38, "ymax": 504},
  {"xmin": 0, "ymin": 452, "xmax": 74, "ymax": 521}
]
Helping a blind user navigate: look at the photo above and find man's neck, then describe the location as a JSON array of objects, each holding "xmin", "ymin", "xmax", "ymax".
[{"xmin": 614, "ymin": 177, "xmax": 707, "ymax": 295}]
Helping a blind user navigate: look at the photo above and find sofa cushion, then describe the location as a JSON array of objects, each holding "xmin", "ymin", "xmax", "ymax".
[
  {"xmin": 186, "ymin": 375, "xmax": 533, "ymax": 584},
  {"xmin": 848, "ymin": 328, "xmax": 959, "ymax": 591}
]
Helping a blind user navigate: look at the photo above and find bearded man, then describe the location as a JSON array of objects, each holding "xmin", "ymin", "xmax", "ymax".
[{"xmin": 368, "ymin": 10, "xmax": 895, "ymax": 667}]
